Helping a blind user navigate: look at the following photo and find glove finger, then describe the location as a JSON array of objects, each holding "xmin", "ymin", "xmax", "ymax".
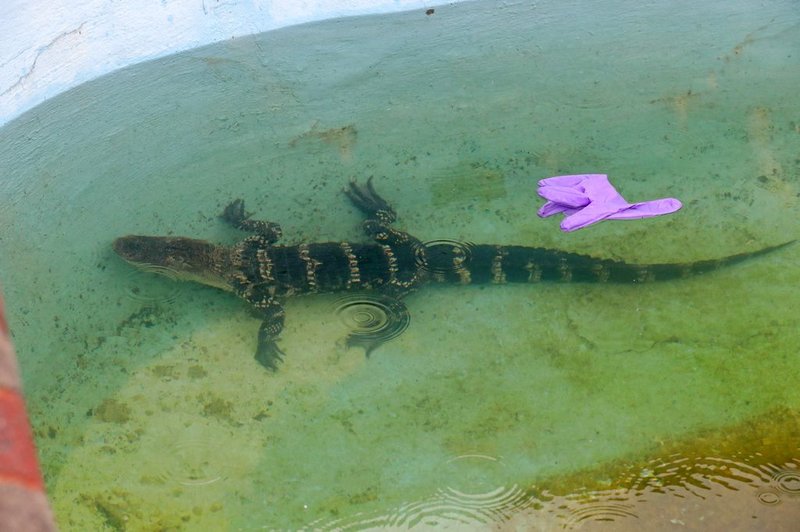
[
  {"xmin": 560, "ymin": 204, "xmax": 627, "ymax": 231},
  {"xmin": 605, "ymin": 198, "xmax": 682, "ymax": 220},
  {"xmin": 537, "ymin": 201, "xmax": 568, "ymax": 217}
]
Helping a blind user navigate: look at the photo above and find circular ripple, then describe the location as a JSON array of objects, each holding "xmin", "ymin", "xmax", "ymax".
[
  {"xmin": 441, "ymin": 454, "xmax": 508, "ymax": 496},
  {"xmin": 334, "ymin": 294, "xmax": 410, "ymax": 348},
  {"xmin": 377, "ymin": 454, "xmax": 524, "ymax": 528},
  {"xmin": 413, "ymin": 239, "xmax": 475, "ymax": 277},
  {"xmin": 757, "ymin": 490, "xmax": 782, "ymax": 506},
  {"xmin": 123, "ymin": 265, "xmax": 181, "ymax": 304},
  {"xmin": 160, "ymin": 438, "xmax": 226, "ymax": 487},
  {"xmin": 630, "ymin": 454, "xmax": 769, "ymax": 496},
  {"xmin": 563, "ymin": 500, "xmax": 638, "ymax": 528},
  {"xmin": 439, "ymin": 483, "xmax": 529, "ymax": 520},
  {"xmin": 773, "ymin": 470, "xmax": 800, "ymax": 495},
  {"xmin": 385, "ymin": 489, "xmax": 528, "ymax": 529}
]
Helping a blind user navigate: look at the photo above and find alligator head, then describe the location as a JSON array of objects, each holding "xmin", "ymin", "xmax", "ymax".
[{"xmin": 113, "ymin": 235, "xmax": 232, "ymax": 291}]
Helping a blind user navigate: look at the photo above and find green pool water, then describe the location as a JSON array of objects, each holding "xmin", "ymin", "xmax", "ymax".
[{"xmin": 1, "ymin": 1, "xmax": 800, "ymax": 529}]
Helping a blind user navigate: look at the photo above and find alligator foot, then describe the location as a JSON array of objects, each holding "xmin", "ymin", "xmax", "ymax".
[
  {"xmin": 346, "ymin": 179, "xmax": 407, "ymax": 243},
  {"xmin": 255, "ymin": 332, "xmax": 285, "ymax": 371},
  {"xmin": 344, "ymin": 178, "xmax": 397, "ymax": 225},
  {"xmin": 253, "ymin": 297, "xmax": 286, "ymax": 371},
  {"xmin": 221, "ymin": 199, "xmax": 282, "ymax": 243}
]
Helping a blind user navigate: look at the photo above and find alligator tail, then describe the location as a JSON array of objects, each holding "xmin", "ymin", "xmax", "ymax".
[{"xmin": 421, "ymin": 240, "xmax": 795, "ymax": 285}]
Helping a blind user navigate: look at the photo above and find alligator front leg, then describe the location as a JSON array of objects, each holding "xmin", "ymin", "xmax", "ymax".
[
  {"xmin": 221, "ymin": 199, "xmax": 283, "ymax": 243},
  {"xmin": 252, "ymin": 296, "xmax": 286, "ymax": 371}
]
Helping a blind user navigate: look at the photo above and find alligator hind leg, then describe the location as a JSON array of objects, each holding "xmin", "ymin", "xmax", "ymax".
[{"xmin": 221, "ymin": 199, "xmax": 282, "ymax": 243}]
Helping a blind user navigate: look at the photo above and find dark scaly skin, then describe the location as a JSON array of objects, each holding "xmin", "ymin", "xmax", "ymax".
[{"xmin": 113, "ymin": 179, "xmax": 794, "ymax": 371}]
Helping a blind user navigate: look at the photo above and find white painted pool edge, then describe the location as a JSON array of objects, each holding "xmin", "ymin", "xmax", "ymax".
[{"xmin": 0, "ymin": 0, "xmax": 459, "ymax": 127}]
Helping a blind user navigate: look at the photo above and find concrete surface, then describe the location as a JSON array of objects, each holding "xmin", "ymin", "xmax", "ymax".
[{"xmin": 0, "ymin": 0, "xmax": 457, "ymax": 126}]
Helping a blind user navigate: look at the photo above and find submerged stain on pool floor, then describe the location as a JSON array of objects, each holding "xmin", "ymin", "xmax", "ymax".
[{"xmin": 1, "ymin": 0, "xmax": 800, "ymax": 529}]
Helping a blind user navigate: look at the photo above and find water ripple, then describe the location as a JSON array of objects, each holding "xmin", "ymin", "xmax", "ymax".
[
  {"xmin": 561, "ymin": 498, "xmax": 639, "ymax": 529},
  {"xmin": 155, "ymin": 436, "xmax": 227, "ymax": 487},
  {"xmin": 757, "ymin": 490, "xmax": 782, "ymax": 506},
  {"xmin": 333, "ymin": 294, "xmax": 410, "ymax": 353},
  {"xmin": 306, "ymin": 454, "xmax": 800, "ymax": 529},
  {"xmin": 772, "ymin": 468, "xmax": 800, "ymax": 495},
  {"xmin": 123, "ymin": 265, "xmax": 182, "ymax": 304},
  {"xmin": 413, "ymin": 239, "xmax": 476, "ymax": 278},
  {"xmin": 386, "ymin": 454, "xmax": 529, "ymax": 528}
]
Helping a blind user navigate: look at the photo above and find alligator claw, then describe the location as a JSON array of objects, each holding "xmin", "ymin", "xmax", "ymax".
[
  {"xmin": 255, "ymin": 338, "xmax": 285, "ymax": 371},
  {"xmin": 221, "ymin": 199, "xmax": 282, "ymax": 242},
  {"xmin": 221, "ymin": 198, "xmax": 247, "ymax": 225},
  {"xmin": 345, "ymin": 178, "xmax": 397, "ymax": 223}
]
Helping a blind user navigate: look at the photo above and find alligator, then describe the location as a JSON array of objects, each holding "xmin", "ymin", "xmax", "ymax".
[{"xmin": 113, "ymin": 179, "xmax": 793, "ymax": 371}]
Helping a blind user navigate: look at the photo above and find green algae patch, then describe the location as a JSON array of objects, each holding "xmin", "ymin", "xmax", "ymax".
[
  {"xmin": 93, "ymin": 398, "xmax": 132, "ymax": 424},
  {"xmin": 199, "ymin": 392, "xmax": 235, "ymax": 422},
  {"xmin": 78, "ymin": 488, "xmax": 218, "ymax": 531}
]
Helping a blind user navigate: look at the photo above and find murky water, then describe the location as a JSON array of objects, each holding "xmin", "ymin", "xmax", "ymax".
[{"xmin": 1, "ymin": 0, "xmax": 800, "ymax": 529}]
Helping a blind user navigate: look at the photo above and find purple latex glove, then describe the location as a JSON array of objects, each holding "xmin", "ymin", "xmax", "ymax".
[{"xmin": 537, "ymin": 174, "xmax": 682, "ymax": 232}]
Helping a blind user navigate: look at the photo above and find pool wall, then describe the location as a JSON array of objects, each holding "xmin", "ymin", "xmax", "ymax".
[{"xmin": 0, "ymin": 0, "xmax": 459, "ymax": 126}]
